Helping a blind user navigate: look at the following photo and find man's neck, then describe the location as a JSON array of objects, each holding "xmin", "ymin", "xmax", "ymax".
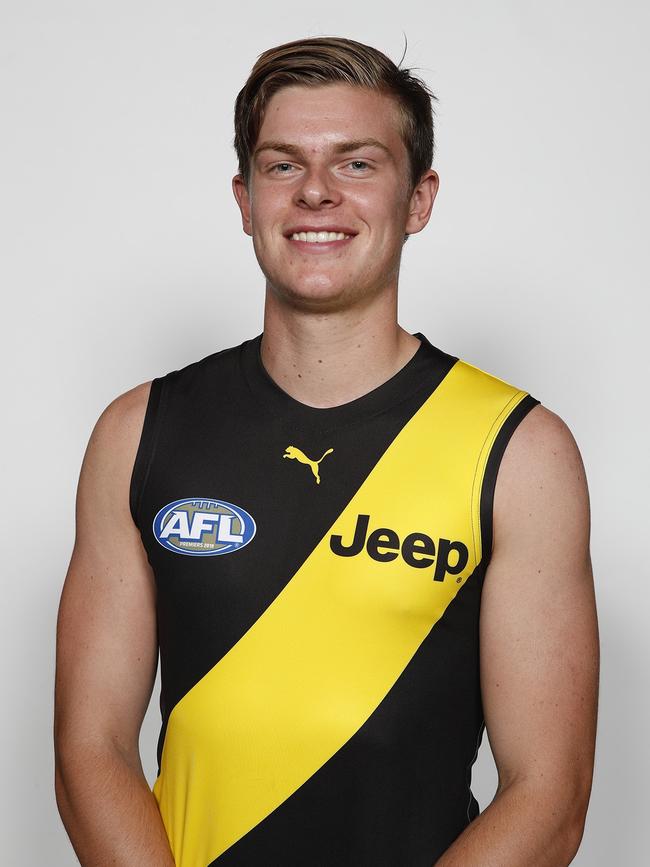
[{"xmin": 258, "ymin": 290, "xmax": 422, "ymax": 410}]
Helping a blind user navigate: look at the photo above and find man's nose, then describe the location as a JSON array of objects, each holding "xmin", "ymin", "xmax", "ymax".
[{"xmin": 294, "ymin": 166, "xmax": 341, "ymax": 208}]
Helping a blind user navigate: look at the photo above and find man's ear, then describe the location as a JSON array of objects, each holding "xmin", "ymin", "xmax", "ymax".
[
  {"xmin": 232, "ymin": 173, "xmax": 253, "ymax": 237},
  {"xmin": 405, "ymin": 169, "xmax": 439, "ymax": 236}
]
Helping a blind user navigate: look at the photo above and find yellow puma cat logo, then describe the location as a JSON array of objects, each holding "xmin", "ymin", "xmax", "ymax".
[{"xmin": 283, "ymin": 445, "xmax": 334, "ymax": 485}]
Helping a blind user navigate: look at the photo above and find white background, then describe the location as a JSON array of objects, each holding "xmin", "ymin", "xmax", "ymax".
[{"xmin": 1, "ymin": 1, "xmax": 648, "ymax": 864}]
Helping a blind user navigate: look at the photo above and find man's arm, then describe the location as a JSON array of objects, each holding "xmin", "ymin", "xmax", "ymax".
[
  {"xmin": 54, "ymin": 382, "xmax": 175, "ymax": 866},
  {"xmin": 435, "ymin": 405, "xmax": 599, "ymax": 866}
]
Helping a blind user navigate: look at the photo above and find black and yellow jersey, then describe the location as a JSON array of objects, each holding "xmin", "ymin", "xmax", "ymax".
[{"xmin": 129, "ymin": 331, "xmax": 540, "ymax": 866}]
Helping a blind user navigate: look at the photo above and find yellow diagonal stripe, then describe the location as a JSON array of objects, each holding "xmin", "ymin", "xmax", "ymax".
[{"xmin": 152, "ymin": 360, "xmax": 529, "ymax": 866}]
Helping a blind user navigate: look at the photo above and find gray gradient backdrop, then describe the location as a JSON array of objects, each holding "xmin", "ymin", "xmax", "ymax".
[{"xmin": 1, "ymin": 1, "xmax": 648, "ymax": 864}]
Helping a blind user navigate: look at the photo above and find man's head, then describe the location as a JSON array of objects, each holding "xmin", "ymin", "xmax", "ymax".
[{"xmin": 231, "ymin": 37, "xmax": 440, "ymax": 313}]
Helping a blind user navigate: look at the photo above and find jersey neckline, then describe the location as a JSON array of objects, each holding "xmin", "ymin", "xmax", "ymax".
[{"xmin": 241, "ymin": 331, "xmax": 449, "ymax": 429}]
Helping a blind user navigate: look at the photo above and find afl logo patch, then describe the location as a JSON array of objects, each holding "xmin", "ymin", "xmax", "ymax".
[{"xmin": 152, "ymin": 498, "xmax": 256, "ymax": 556}]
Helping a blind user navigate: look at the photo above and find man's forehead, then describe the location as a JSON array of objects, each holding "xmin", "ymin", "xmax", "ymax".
[{"xmin": 255, "ymin": 85, "xmax": 404, "ymax": 153}]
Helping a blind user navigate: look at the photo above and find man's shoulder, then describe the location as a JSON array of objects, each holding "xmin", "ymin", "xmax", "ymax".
[
  {"xmin": 85, "ymin": 380, "xmax": 154, "ymax": 476},
  {"xmin": 493, "ymin": 402, "xmax": 589, "ymax": 547},
  {"xmin": 497, "ymin": 402, "xmax": 581, "ymax": 476}
]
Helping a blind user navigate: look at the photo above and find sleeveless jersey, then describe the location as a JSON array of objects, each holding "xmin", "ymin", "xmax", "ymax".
[{"xmin": 129, "ymin": 331, "xmax": 540, "ymax": 867}]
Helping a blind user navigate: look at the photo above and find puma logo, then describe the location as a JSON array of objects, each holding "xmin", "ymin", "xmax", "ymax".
[{"xmin": 283, "ymin": 445, "xmax": 334, "ymax": 485}]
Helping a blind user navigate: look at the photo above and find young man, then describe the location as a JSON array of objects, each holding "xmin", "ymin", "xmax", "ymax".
[{"xmin": 54, "ymin": 37, "xmax": 599, "ymax": 867}]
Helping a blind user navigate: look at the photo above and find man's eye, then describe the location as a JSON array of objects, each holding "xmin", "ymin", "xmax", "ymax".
[
  {"xmin": 271, "ymin": 163, "xmax": 294, "ymax": 173},
  {"xmin": 349, "ymin": 160, "xmax": 370, "ymax": 170}
]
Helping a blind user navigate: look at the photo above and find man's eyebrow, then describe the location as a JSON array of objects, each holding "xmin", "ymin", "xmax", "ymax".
[
  {"xmin": 253, "ymin": 141, "xmax": 301, "ymax": 158},
  {"xmin": 253, "ymin": 138, "xmax": 392, "ymax": 159},
  {"xmin": 334, "ymin": 138, "xmax": 392, "ymax": 156}
]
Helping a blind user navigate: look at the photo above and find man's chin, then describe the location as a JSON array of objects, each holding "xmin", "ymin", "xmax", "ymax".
[{"xmin": 266, "ymin": 278, "xmax": 356, "ymax": 311}]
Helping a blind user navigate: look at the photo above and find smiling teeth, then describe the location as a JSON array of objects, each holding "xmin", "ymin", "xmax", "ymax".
[{"xmin": 291, "ymin": 231, "xmax": 351, "ymax": 242}]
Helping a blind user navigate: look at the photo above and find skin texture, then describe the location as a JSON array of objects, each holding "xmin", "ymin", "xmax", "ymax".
[{"xmin": 54, "ymin": 80, "xmax": 598, "ymax": 866}]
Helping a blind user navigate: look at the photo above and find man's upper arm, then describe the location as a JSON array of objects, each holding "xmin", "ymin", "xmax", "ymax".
[
  {"xmin": 55, "ymin": 381, "xmax": 157, "ymax": 763},
  {"xmin": 479, "ymin": 405, "xmax": 599, "ymax": 811}
]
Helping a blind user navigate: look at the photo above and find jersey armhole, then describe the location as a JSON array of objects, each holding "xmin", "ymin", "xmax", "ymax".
[
  {"xmin": 479, "ymin": 393, "xmax": 541, "ymax": 570},
  {"xmin": 129, "ymin": 376, "xmax": 166, "ymax": 528}
]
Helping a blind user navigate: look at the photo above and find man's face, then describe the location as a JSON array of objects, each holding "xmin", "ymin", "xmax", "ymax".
[{"xmin": 232, "ymin": 83, "xmax": 438, "ymax": 312}]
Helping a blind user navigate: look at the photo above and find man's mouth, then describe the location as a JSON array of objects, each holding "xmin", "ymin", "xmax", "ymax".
[
  {"xmin": 284, "ymin": 227, "xmax": 357, "ymax": 250},
  {"xmin": 289, "ymin": 230, "xmax": 354, "ymax": 243}
]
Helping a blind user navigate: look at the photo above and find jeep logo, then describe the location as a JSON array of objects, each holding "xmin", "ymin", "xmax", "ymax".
[{"xmin": 330, "ymin": 513, "xmax": 469, "ymax": 582}]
